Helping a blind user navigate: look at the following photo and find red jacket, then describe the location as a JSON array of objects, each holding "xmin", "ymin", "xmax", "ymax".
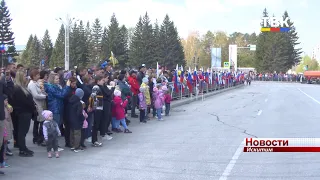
[
  {"xmin": 112, "ymin": 96, "xmax": 128, "ymax": 120},
  {"xmin": 128, "ymin": 76, "xmax": 139, "ymax": 95},
  {"xmin": 164, "ymin": 93, "xmax": 172, "ymax": 104}
]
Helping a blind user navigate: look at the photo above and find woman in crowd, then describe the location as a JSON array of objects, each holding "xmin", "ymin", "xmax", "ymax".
[
  {"xmin": 28, "ymin": 69, "xmax": 47, "ymax": 146},
  {"xmin": 62, "ymin": 77, "xmax": 77, "ymax": 148},
  {"xmin": 45, "ymin": 73, "xmax": 71, "ymax": 126},
  {"xmin": 11, "ymin": 70, "xmax": 37, "ymax": 157},
  {"xmin": 45, "ymin": 73, "xmax": 71, "ymax": 150}
]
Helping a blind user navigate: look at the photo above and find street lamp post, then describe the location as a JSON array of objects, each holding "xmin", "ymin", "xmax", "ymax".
[{"xmin": 56, "ymin": 14, "xmax": 77, "ymax": 71}]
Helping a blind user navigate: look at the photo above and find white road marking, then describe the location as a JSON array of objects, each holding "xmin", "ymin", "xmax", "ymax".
[
  {"xmin": 265, "ymin": 99, "xmax": 268, "ymax": 102},
  {"xmin": 298, "ymin": 88, "xmax": 320, "ymax": 105},
  {"xmin": 257, "ymin": 110, "xmax": 262, "ymax": 116},
  {"xmin": 219, "ymin": 140, "xmax": 245, "ymax": 180}
]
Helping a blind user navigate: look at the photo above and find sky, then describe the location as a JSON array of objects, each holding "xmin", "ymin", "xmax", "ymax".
[{"xmin": 6, "ymin": 0, "xmax": 317, "ymax": 56}]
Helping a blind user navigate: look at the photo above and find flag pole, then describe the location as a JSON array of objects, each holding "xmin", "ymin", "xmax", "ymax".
[
  {"xmin": 180, "ymin": 83, "xmax": 182, "ymax": 100},
  {"xmin": 196, "ymin": 78, "xmax": 198, "ymax": 100},
  {"xmin": 202, "ymin": 82, "xmax": 204, "ymax": 101}
]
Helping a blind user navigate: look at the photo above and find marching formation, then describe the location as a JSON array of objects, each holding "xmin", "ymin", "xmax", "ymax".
[{"xmin": 0, "ymin": 61, "xmax": 245, "ymax": 175}]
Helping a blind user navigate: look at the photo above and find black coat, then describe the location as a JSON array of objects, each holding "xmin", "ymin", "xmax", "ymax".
[
  {"xmin": 0, "ymin": 78, "xmax": 13, "ymax": 120},
  {"xmin": 137, "ymin": 71, "xmax": 145, "ymax": 85},
  {"xmin": 78, "ymin": 83, "xmax": 92, "ymax": 111},
  {"xmin": 98, "ymin": 85, "xmax": 115, "ymax": 103},
  {"xmin": 63, "ymin": 88, "xmax": 76, "ymax": 122},
  {"xmin": 68, "ymin": 95, "xmax": 84, "ymax": 130},
  {"xmin": 11, "ymin": 85, "xmax": 36, "ymax": 115}
]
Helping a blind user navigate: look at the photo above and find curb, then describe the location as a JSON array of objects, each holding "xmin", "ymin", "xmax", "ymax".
[{"xmin": 171, "ymin": 84, "xmax": 245, "ymax": 108}]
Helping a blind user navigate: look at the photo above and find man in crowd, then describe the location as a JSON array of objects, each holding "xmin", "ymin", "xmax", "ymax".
[{"xmin": 137, "ymin": 65, "xmax": 146, "ymax": 85}]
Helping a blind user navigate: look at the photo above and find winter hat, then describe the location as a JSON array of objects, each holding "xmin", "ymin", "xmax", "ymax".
[
  {"xmin": 139, "ymin": 87, "xmax": 146, "ymax": 92},
  {"xmin": 42, "ymin": 110, "xmax": 52, "ymax": 120},
  {"xmin": 142, "ymin": 77, "xmax": 148, "ymax": 83},
  {"xmin": 75, "ymin": 88, "xmax": 84, "ymax": 99},
  {"xmin": 114, "ymin": 89, "xmax": 121, "ymax": 97},
  {"xmin": 162, "ymin": 85, "xmax": 168, "ymax": 91}
]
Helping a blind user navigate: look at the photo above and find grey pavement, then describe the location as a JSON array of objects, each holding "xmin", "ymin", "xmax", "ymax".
[{"xmin": 2, "ymin": 81, "xmax": 320, "ymax": 180}]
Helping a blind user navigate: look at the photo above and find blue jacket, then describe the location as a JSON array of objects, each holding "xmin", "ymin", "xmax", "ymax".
[{"xmin": 44, "ymin": 83, "xmax": 70, "ymax": 114}]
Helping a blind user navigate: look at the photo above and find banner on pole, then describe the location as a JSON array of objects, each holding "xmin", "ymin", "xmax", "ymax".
[
  {"xmin": 211, "ymin": 48, "xmax": 221, "ymax": 68},
  {"xmin": 229, "ymin": 45, "xmax": 237, "ymax": 71}
]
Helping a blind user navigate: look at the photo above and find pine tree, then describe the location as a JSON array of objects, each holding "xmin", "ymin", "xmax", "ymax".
[
  {"xmin": 128, "ymin": 17, "xmax": 143, "ymax": 67},
  {"xmin": 152, "ymin": 20, "xmax": 162, "ymax": 65},
  {"xmin": 30, "ymin": 35, "xmax": 41, "ymax": 67},
  {"xmin": 159, "ymin": 14, "xmax": 185, "ymax": 69},
  {"xmin": 106, "ymin": 14, "xmax": 121, "ymax": 66},
  {"xmin": 118, "ymin": 25, "xmax": 129, "ymax": 68},
  {"xmin": 42, "ymin": 29, "xmax": 53, "ymax": 68},
  {"xmin": 282, "ymin": 11, "xmax": 302, "ymax": 68},
  {"xmin": 85, "ymin": 21, "xmax": 93, "ymax": 67},
  {"xmin": 50, "ymin": 25, "xmax": 65, "ymax": 68},
  {"xmin": 100, "ymin": 27, "xmax": 109, "ymax": 60},
  {"xmin": 0, "ymin": 0, "xmax": 16, "ymax": 66},
  {"xmin": 255, "ymin": 8, "xmax": 272, "ymax": 72},
  {"xmin": 70, "ymin": 22, "xmax": 81, "ymax": 67},
  {"xmin": 127, "ymin": 27, "xmax": 135, "ymax": 49},
  {"xmin": 21, "ymin": 35, "xmax": 34, "ymax": 66},
  {"xmin": 141, "ymin": 12, "xmax": 154, "ymax": 67},
  {"xmin": 254, "ymin": 9, "xmax": 302, "ymax": 72},
  {"xmin": 78, "ymin": 20, "xmax": 89, "ymax": 67},
  {"xmin": 91, "ymin": 18, "xmax": 103, "ymax": 65}
]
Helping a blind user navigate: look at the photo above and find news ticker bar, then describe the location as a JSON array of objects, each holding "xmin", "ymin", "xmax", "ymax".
[
  {"xmin": 245, "ymin": 138, "xmax": 320, "ymax": 147},
  {"xmin": 243, "ymin": 138, "xmax": 320, "ymax": 152},
  {"xmin": 244, "ymin": 147, "xmax": 320, "ymax": 152}
]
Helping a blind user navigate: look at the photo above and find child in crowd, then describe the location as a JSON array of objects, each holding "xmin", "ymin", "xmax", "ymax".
[
  {"xmin": 163, "ymin": 88, "xmax": 172, "ymax": 116},
  {"xmin": 141, "ymin": 77, "xmax": 151, "ymax": 120},
  {"xmin": 153, "ymin": 86, "xmax": 164, "ymax": 121},
  {"xmin": 42, "ymin": 110, "xmax": 61, "ymax": 158},
  {"xmin": 138, "ymin": 87, "xmax": 147, "ymax": 123},
  {"xmin": 3, "ymin": 95, "xmax": 13, "ymax": 157},
  {"xmin": 69, "ymin": 88, "xmax": 85, "ymax": 153},
  {"xmin": 112, "ymin": 90, "xmax": 132, "ymax": 133},
  {"xmin": 80, "ymin": 101, "xmax": 88, "ymax": 148}
]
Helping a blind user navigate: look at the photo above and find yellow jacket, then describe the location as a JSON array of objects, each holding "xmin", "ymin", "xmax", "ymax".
[{"xmin": 141, "ymin": 83, "xmax": 151, "ymax": 105}]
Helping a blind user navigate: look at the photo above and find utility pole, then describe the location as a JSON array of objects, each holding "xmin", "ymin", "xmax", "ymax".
[{"xmin": 56, "ymin": 14, "xmax": 78, "ymax": 71}]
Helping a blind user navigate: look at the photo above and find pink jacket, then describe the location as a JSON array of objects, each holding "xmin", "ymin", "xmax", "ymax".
[
  {"xmin": 112, "ymin": 96, "xmax": 128, "ymax": 120},
  {"xmin": 138, "ymin": 93, "xmax": 147, "ymax": 110},
  {"xmin": 153, "ymin": 89, "xmax": 164, "ymax": 109}
]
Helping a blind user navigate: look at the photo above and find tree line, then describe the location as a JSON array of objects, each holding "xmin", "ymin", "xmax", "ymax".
[
  {"xmin": 0, "ymin": 0, "xmax": 304, "ymax": 72},
  {"xmin": 20, "ymin": 13, "xmax": 185, "ymax": 69}
]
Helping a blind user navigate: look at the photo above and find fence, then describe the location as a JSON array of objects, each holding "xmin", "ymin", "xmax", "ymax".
[
  {"xmin": 253, "ymin": 76, "xmax": 301, "ymax": 82},
  {"xmin": 159, "ymin": 80, "xmax": 244, "ymax": 101}
]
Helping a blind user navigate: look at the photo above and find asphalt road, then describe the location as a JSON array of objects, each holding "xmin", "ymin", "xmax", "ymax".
[{"xmin": 2, "ymin": 81, "xmax": 320, "ymax": 180}]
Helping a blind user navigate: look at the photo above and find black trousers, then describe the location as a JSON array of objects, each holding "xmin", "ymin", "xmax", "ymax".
[
  {"xmin": 64, "ymin": 118, "xmax": 70, "ymax": 146},
  {"xmin": 46, "ymin": 137, "xmax": 58, "ymax": 152},
  {"xmin": 80, "ymin": 129, "xmax": 86, "ymax": 146},
  {"xmin": 139, "ymin": 109, "xmax": 145, "ymax": 122},
  {"xmin": 165, "ymin": 103, "xmax": 171, "ymax": 115},
  {"xmin": 131, "ymin": 95, "xmax": 138, "ymax": 116},
  {"xmin": 18, "ymin": 113, "xmax": 32, "ymax": 152},
  {"xmin": 92, "ymin": 110, "xmax": 103, "ymax": 143},
  {"xmin": 11, "ymin": 111, "xmax": 18, "ymax": 146},
  {"xmin": 101, "ymin": 102, "xmax": 111, "ymax": 135},
  {"xmin": 33, "ymin": 121, "xmax": 44, "ymax": 143},
  {"xmin": 0, "ymin": 141, "xmax": 4, "ymax": 164}
]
